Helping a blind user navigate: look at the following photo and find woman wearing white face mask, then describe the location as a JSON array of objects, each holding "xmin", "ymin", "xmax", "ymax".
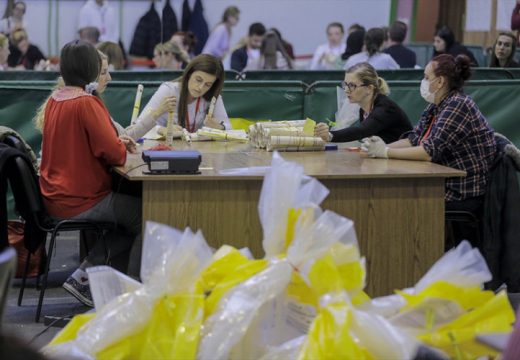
[{"xmin": 362, "ymin": 54, "xmax": 496, "ymax": 215}]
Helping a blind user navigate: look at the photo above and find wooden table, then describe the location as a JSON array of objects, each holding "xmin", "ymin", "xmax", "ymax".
[{"xmin": 116, "ymin": 141, "xmax": 465, "ymax": 296}]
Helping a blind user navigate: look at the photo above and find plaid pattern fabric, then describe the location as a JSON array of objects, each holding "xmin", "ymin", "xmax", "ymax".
[{"xmin": 407, "ymin": 91, "xmax": 496, "ymax": 201}]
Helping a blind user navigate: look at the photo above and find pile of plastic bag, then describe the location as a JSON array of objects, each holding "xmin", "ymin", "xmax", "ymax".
[{"xmin": 43, "ymin": 152, "xmax": 515, "ymax": 360}]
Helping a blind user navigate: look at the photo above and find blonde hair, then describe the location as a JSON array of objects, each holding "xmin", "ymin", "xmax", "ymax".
[
  {"xmin": 162, "ymin": 41, "xmax": 189, "ymax": 64},
  {"xmin": 96, "ymin": 41, "xmax": 124, "ymax": 70},
  {"xmin": 347, "ymin": 62, "xmax": 389, "ymax": 95},
  {"xmin": 34, "ymin": 77, "xmax": 65, "ymax": 131},
  {"xmin": 0, "ymin": 33, "xmax": 7, "ymax": 49}
]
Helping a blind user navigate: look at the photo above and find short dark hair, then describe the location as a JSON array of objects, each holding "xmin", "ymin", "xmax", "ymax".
[
  {"xmin": 348, "ymin": 23, "xmax": 365, "ymax": 33},
  {"xmin": 249, "ymin": 22, "xmax": 266, "ymax": 37},
  {"xmin": 60, "ymin": 40, "xmax": 101, "ymax": 89},
  {"xmin": 327, "ymin": 22, "xmax": 344, "ymax": 34},
  {"xmin": 432, "ymin": 54, "xmax": 472, "ymax": 91},
  {"xmin": 389, "ymin": 21, "xmax": 407, "ymax": 43}
]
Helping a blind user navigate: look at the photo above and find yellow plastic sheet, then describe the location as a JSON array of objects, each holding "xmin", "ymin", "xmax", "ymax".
[{"xmin": 48, "ymin": 313, "xmax": 96, "ymax": 347}]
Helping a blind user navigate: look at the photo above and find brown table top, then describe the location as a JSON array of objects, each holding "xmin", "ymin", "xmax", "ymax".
[{"xmin": 115, "ymin": 140, "xmax": 466, "ymax": 181}]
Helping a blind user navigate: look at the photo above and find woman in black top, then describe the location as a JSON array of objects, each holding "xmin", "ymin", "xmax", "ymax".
[
  {"xmin": 315, "ymin": 62, "xmax": 412, "ymax": 143},
  {"xmin": 433, "ymin": 26, "xmax": 478, "ymax": 67}
]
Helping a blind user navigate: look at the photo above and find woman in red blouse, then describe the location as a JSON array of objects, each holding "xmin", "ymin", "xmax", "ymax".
[{"xmin": 39, "ymin": 40, "xmax": 141, "ymax": 307}]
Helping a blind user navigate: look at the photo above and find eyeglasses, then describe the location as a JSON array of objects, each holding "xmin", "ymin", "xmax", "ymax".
[{"xmin": 341, "ymin": 81, "xmax": 366, "ymax": 92}]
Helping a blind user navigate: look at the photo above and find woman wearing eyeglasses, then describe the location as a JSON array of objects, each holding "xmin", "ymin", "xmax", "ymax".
[
  {"xmin": 134, "ymin": 54, "xmax": 230, "ymax": 132},
  {"xmin": 315, "ymin": 62, "xmax": 412, "ymax": 143}
]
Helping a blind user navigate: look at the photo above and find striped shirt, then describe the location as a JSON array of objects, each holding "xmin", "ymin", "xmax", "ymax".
[{"xmin": 407, "ymin": 91, "xmax": 496, "ymax": 201}]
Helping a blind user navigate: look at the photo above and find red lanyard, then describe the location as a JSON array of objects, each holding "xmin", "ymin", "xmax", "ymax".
[
  {"xmin": 185, "ymin": 97, "xmax": 201, "ymax": 133},
  {"xmin": 419, "ymin": 116, "xmax": 436, "ymax": 145}
]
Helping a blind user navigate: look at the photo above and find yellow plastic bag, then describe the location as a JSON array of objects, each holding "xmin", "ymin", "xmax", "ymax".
[
  {"xmin": 48, "ymin": 313, "xmax": 96, "ymax": 347},
  {"xmin": 419, "ymin": 291, "xmax": 514, "ymax": 360}
]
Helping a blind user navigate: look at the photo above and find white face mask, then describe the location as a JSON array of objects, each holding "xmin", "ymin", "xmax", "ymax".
[{"xmin": 420, "ymin": 78, "xmax": 437, "ymax": 103}]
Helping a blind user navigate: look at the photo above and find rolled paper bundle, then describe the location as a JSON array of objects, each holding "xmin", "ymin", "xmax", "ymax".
[
  {"xmin": 166, "ymin": 112, "xmax": 174, "ymax": 146},
  {"xmin": 207, "ymin": 97, "xmax": 217, "ymax": 119},
  {"xmin": 156, "ymin": 126, "xmax": 183, "ymax": 139},
  {"xmin": 130, "ymin": 84, "xmax": 144, "ymax": 125},
  {"xmin": 196, "ymin": 127, "xmax": 248, "ymax": 142},
  {"xmin": 266, "ymin": 135, "xmax": 326, "ymax": 152}
]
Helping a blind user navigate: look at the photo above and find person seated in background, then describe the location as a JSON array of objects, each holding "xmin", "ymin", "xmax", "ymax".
[
  {"xmin": 97, "ymin": 41, "xmax": 125, "ymax": 70},
  {"xmin": 489, "ymin": 32, "xmax": 519, "ymax": 68},
  {"xmin": 202, "ymin": 5, "xmax": 240, "ymax": 59},
  {"xmin": 135, "ymin": 54, "xmax": 230, "ymax": 133},
  {"xmin": 230, "ymin": 22, "xmax": 266, "ymax": 72},
  {"xmin": 309, "ymin": 22, "xmax": 345, "ymax": 70},
  {"xmin": 152, "ymin": 41, "xmax": 188, "ymax": 70},
  {"xmin": 260, "ymin": 30, "xmax": 293, "ymax": 70},
  {"xmin": 384, "ymin": 21, "xmax": 416, "ymax": 68},
  {"xmin": 361, "ymin": 54, "xmax": 496, "ymax": 239},
  {"xmin": 0, "ymin": 33, "xmax": 10, "ymax": 70},
  {"xmin": 79, "ymin": 26, "xmax": 100, "ymax": 46},
  {"xmin": 0, "ymin": 1, "xmax": 26, "ymax": 36},
  {"xmin": 7, "ymin": 28, "xmax": 45, "ymax": 69},
  {"xmin": 271, "ymin": 28, "xmax": 294, "ymax": 60},
  {"xmin": 433, "ymin": 26, "xmax": 478, "ymax": 66},
  {"xmin": 39, "ymin": 40, "xmax": 141, "ymax": 306},
  {"xmin": 341, "ymin": 28, "xmax": 365, "ymax": 62},
  {"xmin": 344, "ymin": 27, "xmax": 400, "ymax": 70},
  {"xmin": 315, "ymin": 62, "xmax": 411, "ymax": 143},
  {"xmin": 170, "ymin": 31, "xmax": 197, "ymax": 60}
]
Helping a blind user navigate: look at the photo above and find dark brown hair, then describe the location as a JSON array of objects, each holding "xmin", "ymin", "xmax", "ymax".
[
  {"xmin": 431, "ymin": 54, "xmax": 472, "ymax": 91},
  {"xmin": 176, "ymin": 54, "xmax": 224, "ymax": 128},
  {"xmin": 489, "ymin": 32, "xmax": 517, "ymax": 67},
  {"xmin": 60, "ymin": 40, "xmax": 101, "ymax": 90}
]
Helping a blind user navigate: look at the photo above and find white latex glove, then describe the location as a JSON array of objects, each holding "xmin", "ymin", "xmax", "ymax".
[
  {"xmin": 314, "ymin": 122, "xmax": 332, "ymax": 142},
  {"xmin": 361, "ymin": 136, "xmax": 388, "ymax": 158}
]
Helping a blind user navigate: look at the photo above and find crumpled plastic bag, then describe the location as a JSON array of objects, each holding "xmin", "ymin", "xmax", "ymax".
[{"xmin": 43, "ymin": 222, "xmax": 213, "ymax": 359}]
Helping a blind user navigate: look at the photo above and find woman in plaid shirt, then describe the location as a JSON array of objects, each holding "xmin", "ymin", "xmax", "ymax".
[{"xmin": 362, "ymin": 54, "xmax": 496, "ymax": 224}]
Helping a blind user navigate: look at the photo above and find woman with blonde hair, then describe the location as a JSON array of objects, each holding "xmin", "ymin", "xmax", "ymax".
[
  {"xmin": 201, "ymin": 5, "xmax": 240, "ymax": 59},
  {"xmin": 0, "ymin": 33, "xmax": 10, "ymax": 70},
  {"xmin": 315, "ymin": 62, "xmax": 412, "ymax": 143},
  {"xmin": 135, "ymin": 53, "xmax": 230, "ymax": 132},
  {"xmin": 153, "ymin": 41, "xmax": 189, "ymax": 70},
  {"xmin": 96, "ymin": 41, "xmax": 125, "ymax": 70}
]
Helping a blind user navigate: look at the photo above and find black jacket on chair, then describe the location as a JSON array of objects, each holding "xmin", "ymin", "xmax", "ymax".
[
  {"xmin": 481, "ymin": 151, "xmax": 520, "ymax": 292},
  {"xmin": 0, "ymin": 144, "xmax": 46, "ymax": 253}
]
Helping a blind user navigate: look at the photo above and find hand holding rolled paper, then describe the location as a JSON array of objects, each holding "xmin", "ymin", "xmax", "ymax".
[
  {"xmin": 155, "ymin": 96, "xmax": 177, "ymax": 118},
  {"xmin": 314, "ymin": 122, "xmax": 331, "ymax": 142},
  {"xmin": 130, "ymin": 84, "xmax": 144, "ymax": 124}
]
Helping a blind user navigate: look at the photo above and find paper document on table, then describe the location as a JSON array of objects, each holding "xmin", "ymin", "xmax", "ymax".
[
  {"xmin": 266, "ymin": 135, "xmax": 325, "ymax": 152},
  {"xmin": 143, "ymin": 125, "xmax": 183, "ymax": 140},
  {"xmin": 87, "ymin": 266, "xmax": 142, "ymax": 311}
]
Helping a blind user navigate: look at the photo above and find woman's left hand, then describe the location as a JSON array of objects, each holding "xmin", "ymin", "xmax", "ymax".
[
  {"xmin": 119, "ymin": 135, "xmax": 137, "ymax": 154},
  {"xmin": 204, "ymin": 115, "xmax": 225, "ymax": 130}
]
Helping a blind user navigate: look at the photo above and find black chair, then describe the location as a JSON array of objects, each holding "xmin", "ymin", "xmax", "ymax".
[
  {"xmin": 445, "ymin": 210, "xmax": 481, "ymax": 248},
  {"xmin": 3, "ymin": 139, "xmax": 113, "ymax": 322},
  {"xmin": 0, "ymin": 247, "xmax": 16, "ymax": 327}
]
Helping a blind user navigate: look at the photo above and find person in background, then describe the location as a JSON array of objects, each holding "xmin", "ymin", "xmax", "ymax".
[
  {"xmin": 153, "ymin": 41, "xmax": 188, "ymax": 70},
  {"xmin": 384, "ymin": 21, "xmax": 416, "ymax": 68},
  {"xmin": 511, "ymin": 0, "xmax": 520, "ymax": 44},
  {"xmin": 79, "ymin": 26, "xmax": 100, "ymax": 46},
  {"xmin": 78, "ymin": 0, "xmax": 119, "ymax": 43},
  {"xmin": 341, "ymin": 29, "xmax": 365, "ymax": 61},
  {"xmin": 135, "ymin": 54, "xmax": 230, "ymax": 133},
  {"xmin": 202, "ymin": 5, "xmax": 240, "ymax": 59},
  {"xmin": 310, "ymin": 22, "xmax": 345, "ymax": 70},
  {"xmin": 171, "ymin": 31, "xmax": 197, "ymax": 60},
  {"xmin": 315, "ymin": 62, "xmax": 411, "ymax": 143},
  {"xmin": 361, "ymin": 54, "xmax": 496, "ymax": 230},
  {"xmin": 489, "ymin": 32, "xmax": 519, "ymax": 68},
  {"xmin": 230, "ymin": 22, "xmax": 266, "ymax": 72},
  {"xmin": 0, "ymin": 33, "xmax": 10, "ymax": 70},
  {"xmin": 0, "ymin": 1, "xmax": 26, "ymax": 36},
  {"xmin": 97, "ymin": 41, "xmax": 125, "ymax": 70},
  {"xmin": 7, "ymin": 28, "xmax": 45, "ymax": 69},
  {"xmin": 433, "ymin": 26, "xmax": 478, "ymax": 66},
  {"xmin": 39, "ymin": 40, "xmax": 141, "ymax": 307},
  {"xmin": 347, "ymin": 23, "xmax": 365, "ymax": 35},
  {"xmin": 260, "ymin": 30, "xmax": 293, "ymax": 70},
  {"xmin": 271, "ymin": 28, "xmax": 294, "ymax": 60},
  {"xmin": 344, "ymin": 27, "xmax": 400, "ymax": 70}
]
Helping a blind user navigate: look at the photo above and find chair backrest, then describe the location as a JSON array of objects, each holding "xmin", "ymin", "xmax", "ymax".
[
  {"xmin": 2, "ymin": 135, "xmax": 25, "ymax": 153},
  {"xmin": 0, "ymin": 247, "xmax": 16, "ymax": 324}
]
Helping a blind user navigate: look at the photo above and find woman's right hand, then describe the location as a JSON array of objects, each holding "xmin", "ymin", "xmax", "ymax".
[
  {"xmin": 315, "ymin": 122, "xmax": 331, "ymax": 142},
  {"xmin": 156, "ymin": 96, "xmax": 177, "ymax": 117}
]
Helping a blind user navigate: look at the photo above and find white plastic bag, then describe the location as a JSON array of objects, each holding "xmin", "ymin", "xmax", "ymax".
[{"xmin": 332, "ymin": 86, "xmax": 360, "ymax": 131}]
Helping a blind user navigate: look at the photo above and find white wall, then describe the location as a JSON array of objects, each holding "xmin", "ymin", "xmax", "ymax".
[{"xmin": 4, "ymin": 0, "xmax": 391, "ymax": 57}]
